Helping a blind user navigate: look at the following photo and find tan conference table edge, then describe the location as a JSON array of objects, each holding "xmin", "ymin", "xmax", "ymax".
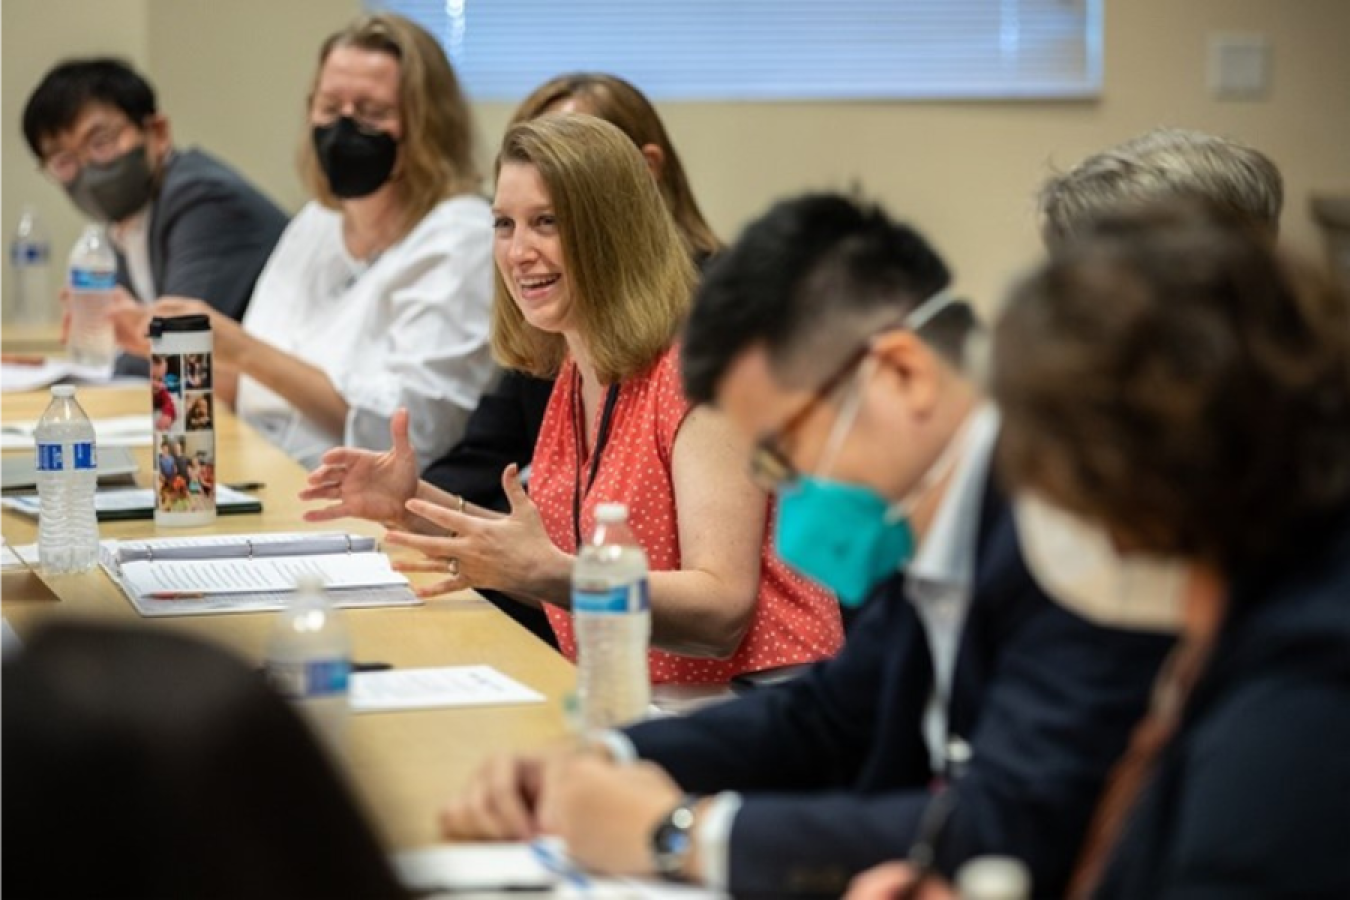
[{"xmin": 1, "ymin": 384, "xmax": 576, "ymax": 851}]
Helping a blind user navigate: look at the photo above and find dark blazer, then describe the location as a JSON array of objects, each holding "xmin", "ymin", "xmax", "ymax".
[
  {"xmin": 1097, "ymin": 504, "xmax": 1350, "ymax": 899},
  {"xmin": 115, "ymin": 148, "xmax": 287, "ymax": 376},
  {"xmin": 624, "ymin": 478, "xmax": 1173, "ymax": 898},
  {"xmin": 420, "ymin": 369, "xmax": 555, "ymax": 513}
]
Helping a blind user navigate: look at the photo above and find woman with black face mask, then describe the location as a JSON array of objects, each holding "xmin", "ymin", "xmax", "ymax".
[{"xmin": 151, "ymin": 13, "xmax": 495, "ymax": 472}]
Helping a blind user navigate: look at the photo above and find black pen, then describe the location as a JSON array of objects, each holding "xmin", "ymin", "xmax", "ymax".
[
  {"xmin": 224, "ymin": 481, "xmax": 267, "ymax": 491},
  {"xmin": 352, "ymin": 661, "xmax": 393, "ymax": 673},
  {"xmin": 899, "ymin": 788, "xmax": 959, "ymax": 900}
]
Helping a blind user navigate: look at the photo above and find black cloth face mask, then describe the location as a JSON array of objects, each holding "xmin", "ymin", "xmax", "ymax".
[
  {"xmin": 64, "ymin": 144, "xmax": 156, "ymax": 223},
  {"xmin": 312, "ymin": 116, "xmax": 399, "ymax": 199}
]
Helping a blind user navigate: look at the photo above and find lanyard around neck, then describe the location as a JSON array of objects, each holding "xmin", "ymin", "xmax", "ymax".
[{"xmin": 572, "ymin": 369, "xmax": 622, "ymax": 544}]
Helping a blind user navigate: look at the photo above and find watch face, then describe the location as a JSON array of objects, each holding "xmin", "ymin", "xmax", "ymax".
[{"xmin": 652, "ymin": 802, "xmax": 697, "ymax": 878}]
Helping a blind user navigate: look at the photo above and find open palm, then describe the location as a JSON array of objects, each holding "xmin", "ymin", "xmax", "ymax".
[{"xmin": 300, "ymin": 408, "xmax": 420, "ymax": 528}]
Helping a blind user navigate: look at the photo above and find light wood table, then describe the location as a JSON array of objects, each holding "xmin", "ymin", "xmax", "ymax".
[
  {"xmin": 1, "ymin": 385, "xmax": 575, "ymax": 850},
  {"xmin": 1, "ymin": 321, "xmax": 64, "ymax": 355}
]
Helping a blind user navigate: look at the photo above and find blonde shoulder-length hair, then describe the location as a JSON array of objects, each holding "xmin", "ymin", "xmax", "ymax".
[
  {"xmin": 299, "ymin": 13, "xmax": 481, "ymax": 238},
  {"xmin": 492, "ymin": 113, "xmax": 696, "ymax": 383}
]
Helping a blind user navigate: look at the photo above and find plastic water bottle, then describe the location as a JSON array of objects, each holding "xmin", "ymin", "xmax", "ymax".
[
  {"xmin": 66, "ymin": 223, "xmax": 118, "ymax": 372},
  {"xmin": 9, "ymin": 205, "xmax": 52, "ymax": 325},
  {"xmin": 573, "ymin": 502, "xmax": 651, "ymax": 730},
  {"xmin": 35, "ymin": 385, "xmax": 100, "ymax": 574},
  {"xmin": 263, "ymin": 577, "xmax": 352, "ymax": 752}
]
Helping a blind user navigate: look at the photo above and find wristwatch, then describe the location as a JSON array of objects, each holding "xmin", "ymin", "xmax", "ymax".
[{"xmin": 650, "ymin": 794, "xmax": 699, "ymax": 881}]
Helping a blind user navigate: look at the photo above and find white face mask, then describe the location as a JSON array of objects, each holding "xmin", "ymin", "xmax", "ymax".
[{"xmin": 1013, "ymin": 493, "xmax": 1188, "ymax": 633}]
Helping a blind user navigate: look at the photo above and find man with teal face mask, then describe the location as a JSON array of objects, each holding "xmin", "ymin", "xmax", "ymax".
[
  {"xmin": 435, "ymin": 192, "xmax": 1172, "ymax": 897},
  {"xmin": 22, "ymin": 58, "xmax": 287, "ymax": 376}
]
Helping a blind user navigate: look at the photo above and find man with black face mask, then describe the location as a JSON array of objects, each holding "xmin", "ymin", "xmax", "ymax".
[{"xmin": 22, "ymin": 57, "xmax": 287, "ymax": 375}]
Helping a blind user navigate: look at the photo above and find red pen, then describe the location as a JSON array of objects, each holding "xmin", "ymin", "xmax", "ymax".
[{"xmin": 147, "ymin": 591, "xmax": 208, "ymax": 600}]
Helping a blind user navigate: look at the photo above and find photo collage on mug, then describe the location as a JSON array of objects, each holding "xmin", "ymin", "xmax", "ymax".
[{"xmin": 151, "ymin": 351, "xmax": 215, "ymax": 514}]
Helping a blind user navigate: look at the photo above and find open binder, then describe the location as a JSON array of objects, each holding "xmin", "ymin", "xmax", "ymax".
[{"xmin": 99, "ymin": 531, "xmax": 420, "ymax": 618}]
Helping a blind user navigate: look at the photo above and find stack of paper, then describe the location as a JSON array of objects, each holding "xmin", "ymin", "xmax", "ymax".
[{"xmin": 96, "ymin": 532, "xmax": 419, "ymax": 617}]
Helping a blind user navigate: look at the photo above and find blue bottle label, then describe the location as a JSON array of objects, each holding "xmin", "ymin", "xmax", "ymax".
[
  {"xmin": 36, "ymin": 442, "xmax": 62, "ymax": 471},
  {"xmin": 306, "ymin": 659, "xmax": 351, "ymax": 696},
  {"xmin": 73, "ymin": 442, "xmax": 96, "ymax": 470},
  {"xmin": 266, "ymin": 658, "xmax": 350, "ymax": 699},
  {"xmin": 10, "ymin": 242, "xmax": 50, "ymax": 265},
  {"xmin": 573, "ymin": 578, "xmax": 649, "ymax": 614},
  {"xmin": 70, "ymin": 267, "xmax": 116, "ymax": 290}
]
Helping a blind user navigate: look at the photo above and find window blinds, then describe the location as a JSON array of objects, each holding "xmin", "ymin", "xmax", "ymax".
[{"xmin": 369, "ymin": 0, "xmax": 1100, "ymax": 102}]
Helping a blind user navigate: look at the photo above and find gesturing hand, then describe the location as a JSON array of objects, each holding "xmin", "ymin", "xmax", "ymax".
[
  {"xmin": 300, "ymin": 409, "xmax": 421, "ymax": 529},
  {"xmin": 384, "ymin": 463, "xmax": 570, "ymax": 602}
]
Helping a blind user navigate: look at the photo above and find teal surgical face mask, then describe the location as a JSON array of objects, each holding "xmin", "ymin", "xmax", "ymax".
[
  {"xmin": 776, "ymin": 475, "xmax": 916, "ymax": 607},
  {"xmin": 773, "ymin": 291, "xmax": 963, "ymax": 607}
]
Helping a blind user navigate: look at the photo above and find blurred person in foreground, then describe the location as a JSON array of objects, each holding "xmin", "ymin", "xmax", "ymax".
[
  {"xmin": 3, "ymin": 622, "xmax": 405, "ymax": 899},
  {"xmin": 847, "ymin": 203, "xmax": 1350, "ymax": 898}
]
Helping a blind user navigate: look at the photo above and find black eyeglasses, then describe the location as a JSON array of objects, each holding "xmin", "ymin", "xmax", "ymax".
[
  {"xmin": 749, "ymin": 295, "xmax": 960, "ymax": 491},
  {"xmin": 748, "ymin": 341, "xmax": 874, "ymax": 491}
]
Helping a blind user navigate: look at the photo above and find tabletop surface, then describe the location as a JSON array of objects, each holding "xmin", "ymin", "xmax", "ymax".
[{"xmin": 1, "ymin": 384, "xmax": 576, "ymax": 851}]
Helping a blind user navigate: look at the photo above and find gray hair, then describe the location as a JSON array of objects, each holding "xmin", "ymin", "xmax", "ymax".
[{"xmin": 1038, "ymin": 128, "xmax": 1284, "ymax": 246}]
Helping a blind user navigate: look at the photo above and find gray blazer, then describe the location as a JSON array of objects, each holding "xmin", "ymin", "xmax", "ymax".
[{"xmin": 115, "ymin": 148, "xmax": 288, "ymax": 375}]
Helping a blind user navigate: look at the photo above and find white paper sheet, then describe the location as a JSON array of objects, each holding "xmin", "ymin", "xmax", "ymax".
[
  {"xmin": 394, "ymin": 839, "xmax": 724, "ymax": 898},
  {"xmin": 0, "ymin": 413, "xmax": 153, "ymax": 449},
  {"xmin": 0, "ymin": 359, "xmax": 115, "ymax": 394},
  {"xmin": 1, "ymin": 541, "xmax": 29, "ymax": 571},
  {"xmin": 394, "ymin": 842, "xmax": 557, "ymax": 893},
  {"xmin": 350, "ymin": 665, "xmax": 545, "ymax": 713}
]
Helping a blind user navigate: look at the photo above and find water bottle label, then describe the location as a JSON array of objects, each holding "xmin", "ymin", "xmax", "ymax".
[
  {"xmin": 72, "ymin": 441, "xmax": 96, "ymax": 470},
  {"xmin": 70, "ymin": 267, "xmax": 117, "ymax": 290},
  {"xmin": 305, "ymin": 658, "xmax": 351, "ymax": 696},
  {"xmin": 36, "ymin": 442, "xmax": 62, "ymax": 472},
  {"xmin": 266, "ymin": 658, "xmax": 350, "ymax": 699},
  {"xmin": 573, "ymin": 578, "xmax": 650, "ymax": 614},
  {"xmin": 10, "ymin": 242, "xmax": 50, "ymax": 265}
]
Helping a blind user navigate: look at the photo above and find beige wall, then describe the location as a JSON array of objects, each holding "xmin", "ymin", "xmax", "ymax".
[
  {"xmin": 4, "ymin": 0, "xmax": 1349, "ymax": 320},
  {"xmin": 1, "ymin": 0, "xmax": 150, "ymax": 317}
]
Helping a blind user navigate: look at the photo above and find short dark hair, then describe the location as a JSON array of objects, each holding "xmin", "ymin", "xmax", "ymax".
[
  {"xmin": 22, "ymin": 57, "xmax": 158, "ymax": 158},
  {"xmin": 682, "ymin": 192, "xmax": 956, "ymax": 404},
  {"xmin": 994, "ymin": 200, "xmax": 1350, "ymax": 569}
]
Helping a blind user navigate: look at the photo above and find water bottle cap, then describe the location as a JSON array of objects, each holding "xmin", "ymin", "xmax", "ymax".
[
  {"xmin": 50, "ymin": 385, "xmax": 76, "ymax": 398},
  {"xmin": 595, "ymin": 503, "xmax": 629, "ymax": 523}
]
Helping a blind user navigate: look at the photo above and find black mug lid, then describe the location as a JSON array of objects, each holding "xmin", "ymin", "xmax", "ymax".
[{"xmin": 148, "ymin": 314, "xmax": 211, "ymax": 338}]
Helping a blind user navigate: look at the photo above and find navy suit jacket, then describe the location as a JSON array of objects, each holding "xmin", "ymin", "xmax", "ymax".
[
  {"xmin": 1098, "ymin": 503, "xmax": 1350, "ymax": 898},
  {"xmin": 625, "ymin": 478, "xmax": 1173, "ymax": 897}
]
